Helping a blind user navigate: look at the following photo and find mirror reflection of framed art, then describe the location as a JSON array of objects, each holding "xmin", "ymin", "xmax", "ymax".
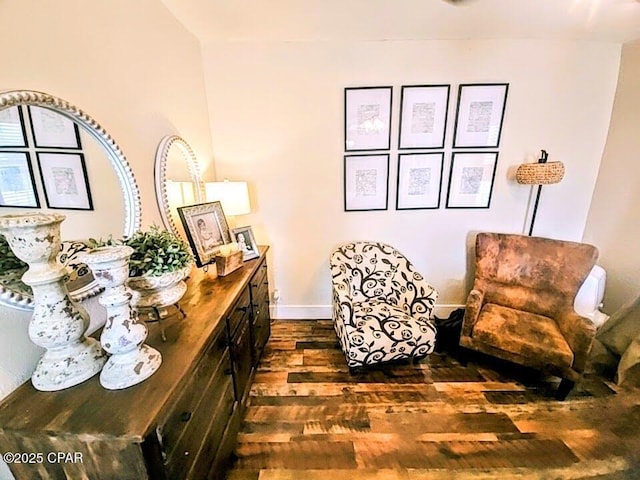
[
  {"xmin": 0, "ymin": 151, "xmax": 39, "ymax": 208},
  {"xmin": 0, "ymin": 106, "xmax": 28, "ymax": 148},
  {"xmin": 37, "ymin": 152, "xmax": 93, "ymax": 210},
  {"xmin": 28, "ymin": 106, "xmax": 82, "ymax": 149}
]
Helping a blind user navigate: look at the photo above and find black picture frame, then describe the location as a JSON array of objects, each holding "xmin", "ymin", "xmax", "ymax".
[
  {"xmin": 396, "ymin": 152, "xmax": 444, "ymax": 210},
  {"xmin": 344, "ymin": 86, "xmax": 392, "ymax": 152},
  {"xmin": 398, "ymin": 84, "xmax": 450, "ymax": 150},
  {"xmin": 36, "ymin": 152, "xmax": 93, "ymax": 210},
  {"xmin": 177, "ymin": 201, "xmax": 231, "ymax": 268},
  {"xmin": 28, "ymin": 106, "xmax": 82, "ymax": 149},
  {"xmin": 0, "ymin": 151, "xmax": 40, "ymax": 208},
  {"xmin": 0, "ymin": 106, "xmax": 28, "ymax": 148},
  {"xmin": 452, "ymin": 83, "xmax": 508, "ymax": 148},
  {"xmin": 344, "ymin": 153, "xmax": 389, "ymax": 212},
  {"xmin": 446, "ymin": 152, "xmax": 498, "ymax": 209}
]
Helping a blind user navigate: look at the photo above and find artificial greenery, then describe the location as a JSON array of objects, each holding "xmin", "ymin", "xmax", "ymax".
[
  {"xmin": 0, "ymin": 234, "xmax": 27, "ymax": 271},
  {"xmin": 90, "ymin": 226, "xmax": 193, "ymax": 278}
]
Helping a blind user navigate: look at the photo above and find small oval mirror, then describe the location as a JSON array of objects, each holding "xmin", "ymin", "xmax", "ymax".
[{"xmin": 154, "ymin": 135, "xmax": 203, "ymax": 240}]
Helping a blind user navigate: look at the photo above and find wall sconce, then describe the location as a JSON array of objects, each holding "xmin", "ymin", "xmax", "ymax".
[
  {"xmin": 516, "ymin": 150, "xmax": 565, "ymax": 236},
  {"xmin": 205, "ymin": 180, "xmax": 251, "ymax": 227}
]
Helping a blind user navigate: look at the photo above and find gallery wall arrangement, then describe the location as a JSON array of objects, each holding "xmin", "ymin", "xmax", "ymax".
[
  {"xmin": 343, "ymin": 82, "xmax": 508, "ymax": 212},
  {"xmin": 0, "ymin": 105, "xmax": 93, "ymax": 211}
]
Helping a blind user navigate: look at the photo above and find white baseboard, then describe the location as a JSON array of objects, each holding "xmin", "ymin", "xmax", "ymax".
[{"xmin": 270, "ymin": 304, "xmax": 464, "ymax": 320}]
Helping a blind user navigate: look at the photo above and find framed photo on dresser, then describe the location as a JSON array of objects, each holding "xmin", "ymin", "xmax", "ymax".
[{"xmin": 178, "ymin": 201, "xmax": 231, "ymax": 267}]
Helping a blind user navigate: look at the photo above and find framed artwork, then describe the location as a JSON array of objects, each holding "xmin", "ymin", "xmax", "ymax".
[
  {"xmin": 446, "ymin": 152, "xmax": 498, "ymax": 209},
  {"xmin": 178, "ymin": 201, "xmax": 231, "ymax": 267},
  {"xmin": 396, "ymin": 153, "xmax": 443, "ymax": 210},
  {"xmin": 0, "ymin": 106, "xmax": 28, "ymax": 148},
  {"xmin": 344, "ymin": 86, "xmax": 392, "ymax": 151},
  {"xmin": 231, "ymin": 226, "xmax": 259, "ymax": 261},
  {"xmin": 398, "ymin": 85, "xmax": 450, "ymax": 149},
  {"xmin": 0, "ymin": 151, "xmax": 39, "ymax": 208},
  {"xmin": 37, "ymin": 152, "xmax": 93, "ymax": 210},
  {"xmin": 344, "ymin": 154, "xmax": 389, "ymax": 211},
  {"xmin": 453, "ymin": 83, "xmax": 508, "ymax": 148},
  {"xmin": 28, "ymin": 106, "xmax": 81, "ymax": 149}
]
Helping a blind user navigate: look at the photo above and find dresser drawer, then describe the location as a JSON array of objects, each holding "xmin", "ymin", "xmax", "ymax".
[
  {"xmin": 158, "ymin": 332, "xmax": 229, "ymax": 462},
  {"xmin": 252, "ymin": 305, "xmax": 270, "ymax": 363},
  {"xmin": 227, "ymin": 287, "xmax": 251, "ymax": 337},
  {"xmin": 230, "ymin": 316, "xmax": 253, "ymax": 402},
  {"xmin": 250, "ymin": 259, "xmax": 268, "ymax": 292},
  {"xmin": 165, "ymin": 352, "xmax": 235, "ymax": 479}
]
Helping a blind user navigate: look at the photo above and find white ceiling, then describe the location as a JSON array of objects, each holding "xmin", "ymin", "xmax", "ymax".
[{"xmin": 161, "ymin": 0, "xmax": 640, "ymax": 44}]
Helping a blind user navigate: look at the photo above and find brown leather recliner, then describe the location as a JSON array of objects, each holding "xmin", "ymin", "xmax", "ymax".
[{"xmin": 460, "ymin": 232, "xmax": 599, "ymax": 399}]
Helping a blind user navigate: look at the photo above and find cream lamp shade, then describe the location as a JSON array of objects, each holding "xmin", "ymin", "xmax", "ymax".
[{"xmin": 205, "ymin": 180, "xmax": 251, "ymax": 216}]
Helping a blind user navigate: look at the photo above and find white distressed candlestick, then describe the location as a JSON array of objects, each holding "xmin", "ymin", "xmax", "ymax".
[
  {"xmin": 0, "ymin": 213, "xmax": 105, "ymax": 391},
  {"xmin": 79, "ymin": 245, "xmax": 161, "ymax": 390}
]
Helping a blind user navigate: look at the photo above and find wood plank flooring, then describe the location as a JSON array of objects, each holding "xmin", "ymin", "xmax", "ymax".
[{"xmin": 225, "ymin": 319, "xmax": 640, "ymax": 479}]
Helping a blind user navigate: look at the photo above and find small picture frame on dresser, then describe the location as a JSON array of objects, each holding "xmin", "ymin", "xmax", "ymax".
[{"xmin": 232, "ymin": 226, "xmax": 259, "ymax": 261}]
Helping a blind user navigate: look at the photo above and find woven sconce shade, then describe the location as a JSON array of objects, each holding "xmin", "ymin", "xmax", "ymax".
[{"xmin": 516, "ymin": 161, "xmax": 565, "ymax": 185}]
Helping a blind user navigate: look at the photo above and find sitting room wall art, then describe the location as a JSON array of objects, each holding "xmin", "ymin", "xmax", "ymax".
[
  {"xmin": 344, "ymin": 86, "xmax": 392, "ymax": 152},
  {"xmin": 453, "ymin": 83, "xmax": 509, "ymax": 148},
  {"xmin": 398, "ymin": 84, "xmax": 450, "ymax": 150},
  {"xmin": 446, "ymin": 151, "xmax": 498, "ymax": 208},
  {"xmin": 343, "ymin": 153, "xmax": 389, "ymax": 212},
  {"xmin": 396, "ymin": 152, "xmax": 444, "ymax": 210}
]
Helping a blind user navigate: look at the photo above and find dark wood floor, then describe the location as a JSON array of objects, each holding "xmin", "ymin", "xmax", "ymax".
[{"xmin": 225, "ymin": 319, "xmax": 640, "ymax": 479}]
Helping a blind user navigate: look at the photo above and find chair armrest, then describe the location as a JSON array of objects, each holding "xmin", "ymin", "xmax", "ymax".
[
  {"xmin": 332, "ymin": 281, "xmax": 354, "ymax": 326},
  {"xmin": 461, "ymin": 289, "xmax": 484, "ymax": 338},
  {"xmin": 398, "ymin": 274, "xmax": 438, "ymax": 321},
  {"xmin": 556, "ymin": 312, "xmax": 597, "ymax": 374}
]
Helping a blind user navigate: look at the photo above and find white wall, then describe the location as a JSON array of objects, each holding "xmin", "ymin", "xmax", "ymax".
[
  {"xmin": 583, "ymin": 40, "xmax": 640, "ymax": 314},
  {"xmin": 0, "ymin": 0, "xmax": 211, "ymax": 429},
  {"xmin": 202, "ymin": 39, "xmax": 620, "ymax": 317}
]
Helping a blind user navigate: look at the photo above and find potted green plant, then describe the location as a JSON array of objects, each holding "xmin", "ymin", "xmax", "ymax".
[{"xmin": 90, "ymin": 226, "xmax": 194, "ymax": 317}]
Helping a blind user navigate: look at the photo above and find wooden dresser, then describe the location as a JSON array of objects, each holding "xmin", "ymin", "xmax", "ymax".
[{"xmin": 0, "ymin": 247, "xmax": 271, "ymax": 480}]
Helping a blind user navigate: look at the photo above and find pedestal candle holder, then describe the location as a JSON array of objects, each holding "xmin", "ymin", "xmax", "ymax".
[
  {"xmin": 79, "ymin": 245, "xmax": 161, "ymax": 390},
  {"xmin": 0, "ymin": 213, "xmax": 105, "ymax": 391}
]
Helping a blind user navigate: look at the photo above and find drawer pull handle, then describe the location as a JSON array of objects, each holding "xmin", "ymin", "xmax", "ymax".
[
  {"xmin": 239, "ymin": 306, "xmax": 249, "ymax": 313},
  {"xmin": 263, "ymin": 281, "xmax": 269, "ymax": 286},
  {"xmin": 224, "ymin": 367, "xmax": 233, "ymax": 375},
  {"xmin": 180, "ymin": 411, "xmax": 192, "ymax": 422}
]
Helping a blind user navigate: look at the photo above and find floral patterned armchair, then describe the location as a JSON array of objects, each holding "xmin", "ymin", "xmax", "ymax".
[{"xmin": 330, "ymin": 242, "xmax": 438, "ymax": 369}]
